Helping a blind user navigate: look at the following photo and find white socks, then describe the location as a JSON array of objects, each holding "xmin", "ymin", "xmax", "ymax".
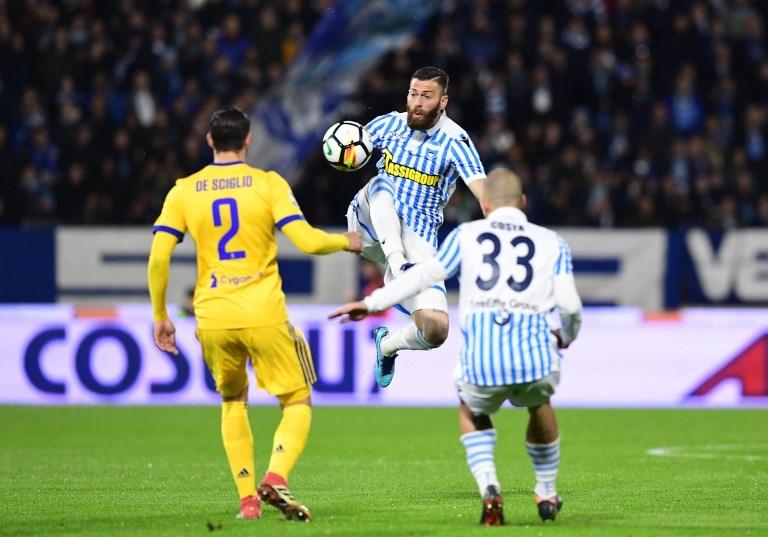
[
  {"xmin": 525, "ymin": 437, "xmax": 560, "ymax": 499},
  {"xmin": 380, "ymin": 323, "xmax": 434, "ymax": 356},
  {"xmin": 461, "ymin": 429, "xmax": 500, "ymax": 496},
  {"xmin": 369, "ymin": 184, "xmax": 407, "ymax": 270}
]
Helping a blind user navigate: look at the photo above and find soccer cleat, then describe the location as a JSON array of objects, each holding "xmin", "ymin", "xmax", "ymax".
[
  {"xmin": 480, "ymin": 485, "xmax": 505, "ymax": 526},
  {"xmin": 258, "ymin": 482, "xmax": 313, "ymax": 522},
  {"xmin": 399, "ymin": 262, "xmax": 415, "ymax": 273},
  {"xmin": 236, "ymin": 495, "xmax": 261, "ymax": 520},
  {"xmin": 373, "ymin": 327, "xmax": 397, "ymax": 388},
  {"xmin": 536, "ymin": 495, "xmax": 563, "ymax": 522}
]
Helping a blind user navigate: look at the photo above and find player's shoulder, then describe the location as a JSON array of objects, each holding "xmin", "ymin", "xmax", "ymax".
[
  {"xmin": 439, "ymin": 115, "xmax": 472, "ymax": 142},
  {"xmin": 453, "ymin": 217, "xmax": 487, "ymax": 235},
  {"xmin": 166, "ymin": 171, "xmax": 197, "ymax": 195},
  {"xmin": 527, "ymin": 220, "xmax": 566, "ymax": 247}
]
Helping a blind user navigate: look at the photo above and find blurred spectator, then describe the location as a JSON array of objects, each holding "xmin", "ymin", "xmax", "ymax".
[
  {"xmin": 0, "ymin": 0, "xmax": 766, "ymax": 231},
  {"xmin": 295, "ymin": 0, "xmax": 768, "ymax": 230}
]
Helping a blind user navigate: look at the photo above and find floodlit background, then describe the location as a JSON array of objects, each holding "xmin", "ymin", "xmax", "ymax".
[
  {"xmin": 1, "ymin": 2, "xmax": 767, "ymax": 536},
  {"xmin": 1, "ymin": 0, "xmax": 766, "ymax": 407}
]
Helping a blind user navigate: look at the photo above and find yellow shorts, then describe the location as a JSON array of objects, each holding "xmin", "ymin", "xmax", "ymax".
[{"xmin": 197, "ymin": 322, "xmax": 316, "ymax": 398}]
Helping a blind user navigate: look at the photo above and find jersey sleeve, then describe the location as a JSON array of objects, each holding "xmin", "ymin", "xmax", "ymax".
[
  {"xmin": 365, "ymin": 112, "xmax": 394, "ymax": 149},
  {"xmin": 269, "ymin": 171, "xmax": 306, "ymax": 230},
  {"xmin": 555, "ymin": 234, "xmax": 573, "ymax": 275},
  {"xmin": 448, "ymin": 134, "xmax": 486, "ymax": 185},
  {"xmin": 153, "ymin": 183, "xmax": 186, "ymax": 242},
  {"xmin": 435, "ymin": 227, "xmax": 462, "ymax": 278}
]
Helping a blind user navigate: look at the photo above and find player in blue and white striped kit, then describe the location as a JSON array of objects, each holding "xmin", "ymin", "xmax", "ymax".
[
  {"xmin": 347, "ymin": 66, "xmax": 486, "ymax": 388},
  {"xmin": 332, "ymin": 168, "xmax": 582, "ymax": 526}
]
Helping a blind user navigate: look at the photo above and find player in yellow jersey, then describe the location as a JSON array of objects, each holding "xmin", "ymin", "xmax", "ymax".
[{"xmin": 147, "ymin": 106, "xmax": 361, "ymax": 522}]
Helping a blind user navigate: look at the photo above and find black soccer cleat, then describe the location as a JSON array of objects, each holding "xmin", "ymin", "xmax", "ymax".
[
  {"xmin": 257, "ymin": 482, "xmax": 313, "ymax": 522},
  {"xmin": 536, "ymin": 495, "xmax": 563, "ymax": 522},
  {"xmin": 480, "ymin": 485, "xmax": 505, "ymax": 526}
]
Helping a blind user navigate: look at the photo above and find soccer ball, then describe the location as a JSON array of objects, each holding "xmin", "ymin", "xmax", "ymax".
[{"xmin": 322, "ymin": 121, "xmax": 373, "ymax": 172}]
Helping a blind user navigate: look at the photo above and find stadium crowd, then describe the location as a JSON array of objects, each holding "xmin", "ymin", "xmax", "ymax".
[{"xmin": 1, "ymin": 0, "xmax": 767, "ymax": 229}]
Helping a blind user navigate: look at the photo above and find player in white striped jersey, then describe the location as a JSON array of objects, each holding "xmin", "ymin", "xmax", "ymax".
[
  {"xmin": 332, "ymin": 168, "xmax": 582, "ymax": 526},
  {"xmin": 347, "ymin": 66, "xmax": 486, "ymax": 388}
]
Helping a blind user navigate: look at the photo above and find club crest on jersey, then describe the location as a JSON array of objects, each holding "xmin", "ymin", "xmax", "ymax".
[{"xmin": 382, "ymin": 149, "xmax": 440, "ymax": 187}]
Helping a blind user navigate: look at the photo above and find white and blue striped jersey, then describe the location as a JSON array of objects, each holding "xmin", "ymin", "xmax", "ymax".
[
  {"xmin": 364, "ymin": 206, "xmax": 582, "ymax": 387},
  {"xmin": 365, "ymin": 111, "xmax": 485, "ymax": 246}
]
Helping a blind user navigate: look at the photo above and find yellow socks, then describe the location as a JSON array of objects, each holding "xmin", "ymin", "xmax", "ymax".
[
  {"xmin": 221, "ymin": 401, "xmax": 256, "ymax": 499},
  {"xmin": 267, "ymin": 403, "xmax": 312, "ymax": 482}
]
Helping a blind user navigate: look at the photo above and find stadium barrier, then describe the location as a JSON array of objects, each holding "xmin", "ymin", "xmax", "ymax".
[
  {"xmin": 1, "ymin": 305, "xmax": 766, "ymax": 407},
  {"xmin": 2, "ymin": 227, "xmax": 767, "ymax": 309}
]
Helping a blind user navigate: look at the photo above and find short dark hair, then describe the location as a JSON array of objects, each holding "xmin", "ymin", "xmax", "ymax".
[
  {"xmin": 411, "ymin": 66, "xmax": 449, "ymax": 94},
  {"xmin": 209, "ymin": 106, "xmax": 251, "ymax": 152}
]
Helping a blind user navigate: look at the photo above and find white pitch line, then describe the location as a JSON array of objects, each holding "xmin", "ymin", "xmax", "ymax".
[{"xmin": 646, "ymin": 444, "xmax": 768, "ymax": 462}]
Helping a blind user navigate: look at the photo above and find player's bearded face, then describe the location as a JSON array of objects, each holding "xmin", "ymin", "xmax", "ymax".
[{"xmin": 406, "ymin": 80, "xmax": 445, "ymax": 130}]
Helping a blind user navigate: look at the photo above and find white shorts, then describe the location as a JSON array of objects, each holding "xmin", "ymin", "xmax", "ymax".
[
  {"xmin": 347, "ymin": 183, "xmax": 448, "ymax": 314},
  {"xmin": 456, "ymin": 372, "xmax": 560, "ymax": 415}
]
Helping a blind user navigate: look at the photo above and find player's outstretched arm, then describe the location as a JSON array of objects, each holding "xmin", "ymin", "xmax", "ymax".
[
  {"xmin": 281, "ymin": 219, "xmax": 362, "ymax": 255},
  {"xmin": 147, "ymin": 232, "xmax": 179, "ymax": 355},
  {"xmin": 328, "ymin": 258, "xmax": 448, "ymax": 323}
]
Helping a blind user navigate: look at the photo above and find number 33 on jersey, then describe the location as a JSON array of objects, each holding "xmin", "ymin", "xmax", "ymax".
[
  {"xmin": 153, "ymin": 161, "xmax": 304, "ymax": 329},
  {"xmin": 438, "ymin": 206, "xmax": 573, "ymax": 316}
]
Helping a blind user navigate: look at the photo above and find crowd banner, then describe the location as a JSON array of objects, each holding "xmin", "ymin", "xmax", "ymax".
[{"xmin": 247, "ymin": 0, "xmax": 438, "ymax": 180}]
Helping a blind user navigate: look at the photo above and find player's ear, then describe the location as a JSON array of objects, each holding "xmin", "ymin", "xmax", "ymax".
[
  {"xmin": 244, "ymin": 131, "xmax": 253, "ymax": 150},
  {"xmin": 519, "ymin": 193, "xmax": 528, "ymax": 211},
  {"xmin": 206, "ymin": 132, "xmax": 214, "ymax": 150},
  {"xmin": 440, "ymin": 94, "xmax": 449, "ymax": 111}
]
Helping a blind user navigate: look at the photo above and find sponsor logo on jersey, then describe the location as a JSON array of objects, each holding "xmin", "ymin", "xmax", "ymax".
[
  {"xmin": 210, "ymin": 272, "xmax": 255, "ymax": 288},
  {"xmin": 382, "ymin": 149, "xmax": 440, "ymax": 187}
]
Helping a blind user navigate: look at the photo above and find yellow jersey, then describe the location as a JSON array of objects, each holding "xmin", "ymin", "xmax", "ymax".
[{"xmin": 153, "ymin": 161, "xmax": 335, "ymax": 329}]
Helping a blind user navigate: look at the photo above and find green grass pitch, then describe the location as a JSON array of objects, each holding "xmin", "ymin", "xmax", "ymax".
[{"xmin": 1, "ymin": 406, "xmax": 766, "ymax": 536}]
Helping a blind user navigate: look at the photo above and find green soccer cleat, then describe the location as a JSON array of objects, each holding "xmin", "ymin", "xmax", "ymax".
[{"xmin": 373, "ymin": 327, "xmax": 397, "ymax": 388}]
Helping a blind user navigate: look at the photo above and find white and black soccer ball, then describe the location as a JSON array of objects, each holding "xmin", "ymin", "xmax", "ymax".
[{"xmin": 322, "ymin": 121, "xmax": 373, "ymax": 172}]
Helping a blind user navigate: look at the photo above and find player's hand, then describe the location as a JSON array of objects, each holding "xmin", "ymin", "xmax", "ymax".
[
  {"xmin": 344, "ymin": 232, "xmax": 363, "ymax": 253},
  {"xmin": 154, "ymin": 319, "xmax": 179, "ymax": 355},
  {"xmin": 328, "ymin": 301, "xmax": 370, "ymax": 323},
  {"xmin": 551, "ymin": 329, "xmax": 569, "ymax": 349}
]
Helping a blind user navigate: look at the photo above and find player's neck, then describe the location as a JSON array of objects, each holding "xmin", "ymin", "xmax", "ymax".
[{"xmin": 213, "ymin": 150, "xmax": 246, "ymax": 164}]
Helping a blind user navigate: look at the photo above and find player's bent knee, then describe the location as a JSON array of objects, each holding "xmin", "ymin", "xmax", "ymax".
[
  {"xmin": 221, "ymin": 383, "xmax": 248, "ymax": 402},
  {"xmin": 278, "ymin": 385, "xmax": 312, "ymax": 407},
  {"xmin": 414, "ymin": 310, "xmax": 449, "ymax": 347},
  {"xmin": 421, "ymin": 319, "xmax": 449, "ymax": 346}
]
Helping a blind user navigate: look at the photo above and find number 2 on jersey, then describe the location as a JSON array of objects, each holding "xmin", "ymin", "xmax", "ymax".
[
  {"xmin": 212, "ymin": 198, "xmax": 246, "ymax": 260},
  {"xmin": 475, "ymin": 233, "xmax": 535, "ymax": 291}
]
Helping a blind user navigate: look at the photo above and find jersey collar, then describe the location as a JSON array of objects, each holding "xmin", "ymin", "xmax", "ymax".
[
  {"xmin": 488, "ymin": 206, "xmax": 528, "ymax": 222},
  {"xmin": 210, "ymin": 160, "xmax": 244, "ymax": 166}
]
